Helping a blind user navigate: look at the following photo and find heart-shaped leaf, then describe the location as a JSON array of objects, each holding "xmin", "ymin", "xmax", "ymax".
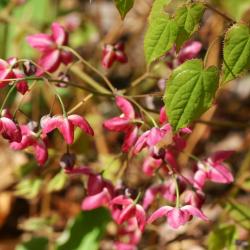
[{"xmin": 164, "ymin": 59, "xmax": 219, "ymax": 132}]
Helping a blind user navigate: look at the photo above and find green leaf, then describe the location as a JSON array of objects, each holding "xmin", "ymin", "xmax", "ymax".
[
  {"xmin": 144, "ymin": 15, "xmax": 178, "ymax": 64},
  {"xmin": 175, "ymin": 3, "xmax": 205, "ymax": 47},
  {"xmin": 149, "ymin": 0, "xmax": 171, "ymax": 21},
  {"xmin": 225, "ymin": 200, "xmax": 250, "ymax": 230},
  {"xmin": 164, "ymin": 59, "xmax": 219, "ymax": 132},
  {"xmin": 47, "ymin": 170, "xmax": 67, "ymax": 193},
  {"xmin": 16, "ymin": 237, "xmax": 48, "ymax": 250},
  {"xmin": 222, "ymin": 24, "xmax": 250, "ymax": 83},
  {"xmin": 114, "ymin": 0, "xmax": 134, "ymax": 19},
  {"xmin": 208, "ymin": 224, "xmax": 237, "ymax": 250},
  {"xmin": 56, "ymin": 208, "xmax": 111, "ymax": 250}
]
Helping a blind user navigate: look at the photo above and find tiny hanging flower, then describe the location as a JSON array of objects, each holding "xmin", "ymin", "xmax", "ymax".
[
  {"xmin": 41, "ymin": 114, "xmax": 94, "ymax": 144},
  {"xmin": 0, "ymin": 109, "xmax": 22, "ymax": 143},
  {"xmin": 27, "ymin": 22, "xmax": 72, "ymax": 75},
  {"xmin": 103, "ymin": 96, "xmax": 140, "ymax": 152},
  {"xmin": 10, "ymin": 123, "xmax": 48, "ymax": 165},
  {"xmin": 101, "ymin": 42, "xmax": 128, "ymax": 69},
  {"xmin": 147, "ymin": 205, "xmax": 208, "ymax": 229},
  {"xmin": 194, "ymin": 150, "xmax": 234, "ymax": 189},
  {"xmin": 0, "ymin": 57, "xmax": 29, "ymax": 94}
]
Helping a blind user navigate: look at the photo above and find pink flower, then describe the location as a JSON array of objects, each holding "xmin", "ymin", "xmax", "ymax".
[
  {"xmin": 147, "ymin": 205, "xmax": 208, "ymax": 229},
  {"xmin": 10, "ymin": 123, "xmax": 48, "ymax": 165},
  {"xmin": 27, "ymin": 22, "xmax": 72, "ymax": 75},
  {"xmin": 0, "ymin": 58, "xmax": 28, "ymax": 94},
  {"xmin": 111, "ymin": 195, "xmax": 146, "ymax": 231},
  {"xmin": 142, "ymin": 156, "xmax": 162, "ymax": 176},
  {"xmin": 133, "ymin": 124, "xmax": 172, "ymax": 155},
  {"xmin": 104, "ymin": 96, "xmax": 140, "ymax": 152},
  {"xmin": 194, "ymin": 151, "xmax": 234, "ymax": 189},
  {"xmin": 41, "ymin": 114, "xmax": 94, "ymax": 144},
  {"xmin": 0, "ymin": 58, "xmax": 16, "ymax": 88},
  {"xmin": 102, "ymin": 42, "xmax": 127, "ymax": 69},
  {"xmin": 81, "ymin": 174, "xmax": 114, "ymax": 210},
  {"xmin": 166, "ymin": 40, "xmax": 202, "ymax": 69},
  {"xmin": 181, "ymin": 190, "xmax": 205, "ymax": 209},
  {"xmin": 143, "ymin": 179, "xmax": 186, "ymax": 210},
  {"xmin": 0, "ymin": 112, "xmax": 22, "ymax": 143},
  {"xmin": 114, "ymin": 217, "xmax": 142, "ymax": 250}
]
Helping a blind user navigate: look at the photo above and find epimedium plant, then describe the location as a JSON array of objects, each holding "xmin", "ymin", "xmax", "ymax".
[{"xmin": 0, "ymin": 0, "xmax": 250, "ymax": 250}]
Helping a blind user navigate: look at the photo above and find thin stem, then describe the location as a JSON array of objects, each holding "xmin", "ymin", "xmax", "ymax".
[
  {"xmin": 13, "ymin": 80, "xmax": 37, "ymax": 117},
  {"xmin": 44, "ymin": 78, "xmax": 67, "ymax": 116},
  {"xmin": 0, "ymin": 83, "xmax": 16, "ymax": 114},
  {"xmin": 130, "ymin": 72, "xmax": 150, "ymax": 88},
  {"xmin": 126, "ymin": 96, "xmax": 158, "ymax": 127},
  {"xmin": 67, "ymin": 93, "xmax": 93, "ymax": 115},
  {"xmin": 61, "ymin": 46, "xmax": 116, "ymax": 94}
]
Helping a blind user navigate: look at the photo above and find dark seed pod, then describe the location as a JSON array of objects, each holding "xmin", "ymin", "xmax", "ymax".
[{"xmin": 60, "ymin": 153, "xmax": 76, "ymax": 170}]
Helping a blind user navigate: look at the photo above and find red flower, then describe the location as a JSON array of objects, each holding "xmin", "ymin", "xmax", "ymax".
[
  {"xmin": 194, "ymin": 151, "xmax": 234, "ymax": 189},
  {"xmin": 102, "ymin": 42, "xmax": 127, "ymax": 69},
  {"xmin": 147, "ymin": 205, "xmax": 208, "ymax": 229},
  {"xmin": 27, "ymin": 22, "xmax": 72, "ymax": 75},
  {"xmin": 10, "ymin": 123, "xmax": 48, "ymax": 165},
  {"xmin": 41, "ymin": 114, "xmax": 94, "ymax": 144},
  {"xmin": 104, "ymin": 96, "xmax": 140, "ymax": 152}
]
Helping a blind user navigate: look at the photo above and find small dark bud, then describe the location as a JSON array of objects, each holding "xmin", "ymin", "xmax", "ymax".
[
  {"xmin": 23, "ymin": 61, "xmax": 37, "ymax": 76},
  {"xmin": 60, "ymin": 153, "xmax": 76, "ymax": 170}
]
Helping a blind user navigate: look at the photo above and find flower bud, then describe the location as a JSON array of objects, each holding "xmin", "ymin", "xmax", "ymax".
[
  {"xmin": 23, "ymin": 61, "xmax": 37, "ymax": 76},
  {"xmin": 60, "ymin": 153, "xmax": 76, "ymax": 170},
  {"xmin": 56, "ymin": 72, "xmax": 70, "ymax": 88}
]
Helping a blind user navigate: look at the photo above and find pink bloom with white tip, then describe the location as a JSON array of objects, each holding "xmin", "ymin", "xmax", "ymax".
[
  {"xmin": 10, "ymin": 123, "xmax": 48, "ymax": 165},
  {"xmin": 102, "ymin": 42, "xmax": 127, "ymax": 69},
  {"xmin": 27, "ymin": 22, "xmax": 72, "ymax": 75},
  {"xmin": 41, "ymin": 114, "xmax": 94, "ymax": 144},
  {"xmin": 104, "ymin": 96, "xmax": 140, "ymax": 152},
  {"xmin": 147, "ymin": 205, "xmax": 208, "ymax": 229},
  {"xmin": 194, "ymin": 150, "xmax": 234, "ymax": 189}
]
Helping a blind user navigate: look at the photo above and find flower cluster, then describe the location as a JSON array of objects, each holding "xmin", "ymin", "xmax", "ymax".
[
  {"xmin": 60, "ymin": 96, "xmax": 234, "ymax": 250},
  {"xmin": 0, "ymin": 17, "xmax": 235, "ymax": 250}
]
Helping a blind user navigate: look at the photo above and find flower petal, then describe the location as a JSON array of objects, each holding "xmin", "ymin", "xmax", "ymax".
[
  {"xmin": 58, "ymin": 118, "xmax": 74, "ymax": 144},
  {"xmin": 26, "ymin": 34, "xmax": 53, "ymax": 51},
  {"xmin": 36, "ymin": 50, "xmax": 60, "ymax": 75},
  {"xmin": 68, "ymin": 114, "xmax": 94, "ymax": 136},
  {"xmin": 41, "ymin": 115, "xmax": 63, "ymax": 134},
  {"xmin": 182, "ymin": 205, "xmax": 208, "ymax": 221},
  {"xmin": 103, "ymin": 117, "xmax": 130, "ymax": 132},
  {"xmin": 167, "ymin": 208, "xmax": 190, "ymax": 229},
  {"xmin": 116, "ymin": 96, "xmax": 135, "ymax": 119},
  {"xmin": 51, "ymin": 22, "xmax": 67, "ymax": 46},
  {"xmin": 81, "ymin": 188, "xmax": 110, "ymax": 210},
  {"xmin": 147, "ymin": 206, "xmax": 172, "ymax": 224},
  {"xmin": 122, "ymin": 126, "xmax": 138, "ymax": 153},
  {"xmin": 209, "ymin": 164, "xmax": 234, "ymax": 184}
]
